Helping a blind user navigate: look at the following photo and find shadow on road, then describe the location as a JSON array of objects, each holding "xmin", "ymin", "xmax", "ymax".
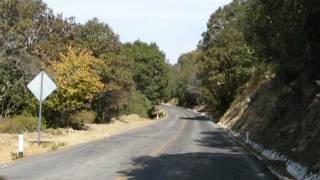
[
  {"xmin": 117, "ymin": 124, "xmax": 275, "ymax": 180},
  {"xmin": 115, "ymin": 112, "xmax": 276, "ymax": 180},
  {"xmin": 196, "ymin": 131, "xmax": 239, "ymax": 149},
  {"xmin": 180, "ymin": 116, "xmax": 211, "ymax": 121},
  {"xmin": 117, "ymin": 152, "xmax": 273, "ymax": 180}
]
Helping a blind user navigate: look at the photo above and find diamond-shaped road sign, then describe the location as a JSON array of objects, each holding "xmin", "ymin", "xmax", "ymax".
[
  {"xmin": 27, "ymin": 71, "xmax": 57, "ymax": 102},
  {"xmin": 27, "ymin": 71, "xmax": 57, "ymax": 145}
]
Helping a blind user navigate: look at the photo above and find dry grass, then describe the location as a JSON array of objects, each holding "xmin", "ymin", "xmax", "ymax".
[
  {"xmin": 0, "ymin": 114, "xmax": 154, "ymax": 164},
  {"xmin": 0, "ymin": 115, "xmax": 39, "ymax": 134}
]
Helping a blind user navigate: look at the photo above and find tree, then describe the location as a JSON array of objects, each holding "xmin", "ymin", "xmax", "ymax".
[
  {"xmin": 92, "ymin": 53, "xmax": 134, "ymax": 123},
  {"xmin": 0, "ymin": 49, "xmax": 40, "ymax": 118},
  {"xmin": 0, "ymin": 0, "xmax": 47, "ymax": 52},
  {"xmin": 31, "ymin": 11, "xmax": 75, "ymax": 64},
  {"xmin": 196, "ymin": 1, "xmax": 256, "ymax": 116},
  {"xmin": 73, "ymin": 18, "xmax": 121, "ymax": 58},
  {"xmin": 198, "ymin": 33, "xmax": 254, "ymax": 115},
  {"xmin": 245, "ymin": 0, "xmax": 320, "ymax": 78},
  {"xmin": 175, "ymin": 51, "xmax": 202, "ymax": 107},
  {"xmin": 122, "ymin": 41, "xmax": 170, "ymax": 104},
  {"xmin": 0, "ymin": 0, "xmax": 76, "ymax": 64},
  {"xmin": 46, "ymin": 47, "xmax": 104, "ymax": 127}
]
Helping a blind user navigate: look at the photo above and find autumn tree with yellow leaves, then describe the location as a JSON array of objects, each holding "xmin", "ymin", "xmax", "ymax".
[{"xmin": 45, "ymin": 47, "xmax": 105, "ymax": 127}]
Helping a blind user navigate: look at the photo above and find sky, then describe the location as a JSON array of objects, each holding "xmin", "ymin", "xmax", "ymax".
[{"xmin": 43, "ymin": 0, "xmax": 232, "ymax": 64}]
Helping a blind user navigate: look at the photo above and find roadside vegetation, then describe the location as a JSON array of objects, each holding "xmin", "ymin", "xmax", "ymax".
[
  {"xmin": 0, "ymin": 114, "xmax": 43, "ymax": 134},
  {"xmin": 175, "ymin": 0, "xmax": 320, "ymax": 176},
  {"xmin": 0, "ymin": 0, "xmax": 175, "ymax": 132},
  {"xmin": 177, "ymin": 0, "xmax": 319, "ymax": 117}
]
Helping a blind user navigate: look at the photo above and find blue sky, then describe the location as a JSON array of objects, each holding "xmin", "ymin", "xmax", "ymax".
[{"xmin": 43, "ymin": 0, "xmax": 232, "ymax": 64}]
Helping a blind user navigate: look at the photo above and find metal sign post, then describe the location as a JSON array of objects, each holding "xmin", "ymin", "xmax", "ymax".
[
  {"xmin": 27, "ymin": 71, "xmax": 57, "ymax": 145},
  {"xmin": 37, "ymin": 72, "xmax": 44, "ymax": 145}
]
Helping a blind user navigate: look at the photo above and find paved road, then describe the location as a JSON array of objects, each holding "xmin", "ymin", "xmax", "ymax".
[{"xmin": 0, "ymin": 105, "xmax": 275, "ymax": 180}]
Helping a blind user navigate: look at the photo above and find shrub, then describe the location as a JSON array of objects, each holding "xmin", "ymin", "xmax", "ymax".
[
  {"xmin": 123, "ymin": 90, "xmax": 152, "ymax": 117},
  {"xmin": 0, "ymin": 114, "xmax": 44, "ymax": 133},
  {"xmin": 69, "ymin": 112, "xmax": 88, "ymax": 130},
  {"xmin": 51, "ymin": 142, "xmax": 66, "ymax": 151},
  {"xmin": 69, "ymin": 110, "xmax": 96, "ymax": 129},
  {"xmin": 75, "ymin": 110, "xmax": 96, "ymax": 124},
  {"xmin": 44, "ymin": 128, "xmax": 64, "ymax": 136},
  {"xmin": 91, "ymin": 91, "xmax": 126, "ymax": 123}
]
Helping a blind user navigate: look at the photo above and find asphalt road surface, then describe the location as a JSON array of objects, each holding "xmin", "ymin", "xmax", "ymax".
[{"xmin": 0, "ymin": 105, "xmax": 276, "ymax": 180}]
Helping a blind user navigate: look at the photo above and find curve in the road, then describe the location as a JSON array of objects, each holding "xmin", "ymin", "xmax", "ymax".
[{"xmin": 0, "ymin": 105, "xmax": 276, "ymax": 180}]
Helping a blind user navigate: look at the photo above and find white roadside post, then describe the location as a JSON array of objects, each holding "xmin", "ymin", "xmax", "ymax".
[
  {"xmin": 27, "ymin": 71, "xmax": 57, "ymax": 145},
  {"xmin": 18, "ymin": 134, "xmax": 24, "ymax": 157},
  {"xmin": 246, "ymin": 131, "xmax": 250, "ymax": 144}
]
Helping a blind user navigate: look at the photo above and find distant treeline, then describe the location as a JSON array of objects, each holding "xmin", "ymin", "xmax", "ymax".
[
  {"xmin": 174, "ymin": 0, "xmax": 320, "ymax": 117},
  {"xmin": 0, "ymin": 0, "xmax": 175, "ymax": 129}
]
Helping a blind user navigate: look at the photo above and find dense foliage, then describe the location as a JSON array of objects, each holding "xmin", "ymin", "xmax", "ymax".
[
  {"xmin": 122, "ymin": 41, "xmax": 172, "ymax": 104},
  {"xmin": 246, "ymin": 0, "xmax": 320, "ymax": 78},
  {"xmin": 0, "ymin": 50, "xmax": 40, "ymax": 117},
  {"xmin": 0, "ymin": 0, "xmax": 173, "ymax": 129},
  {"xmin": 176, "ymin": 0, "xmax": 319, "ymax": 117},
  {"xmin": 175, "ymin": 1, "xmax": 255, "ymax": 116},
  {"xmin": 198, "ymin": 1, "xmax": 256, "ymax": 116},
  {"xmin": 174, "ymin": 51, "xmax": 202, "ymax": 107}
]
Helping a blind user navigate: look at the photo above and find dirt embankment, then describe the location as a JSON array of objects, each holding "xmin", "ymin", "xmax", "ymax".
[
  {"xmin": 219, "ymin": 66, "xmax": 320, "ymax": 174},
  {"xmin": 0, "ymin": 114, "xmax": 158, "ymax": 164}
]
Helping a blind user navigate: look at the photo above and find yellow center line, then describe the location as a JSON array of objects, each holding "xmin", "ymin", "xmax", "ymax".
[
  {"xmin": 149, "ymin": 120, "xmax": 187, "ymax": 157},
  {"xmin": 114, "ymin": 120, "xmax": 187, "ymax": 180}
]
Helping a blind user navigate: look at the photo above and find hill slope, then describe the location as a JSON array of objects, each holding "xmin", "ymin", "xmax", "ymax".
[{"xmin": 219, "ymin": 65, "xmax": 320, "ymax": 177}]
